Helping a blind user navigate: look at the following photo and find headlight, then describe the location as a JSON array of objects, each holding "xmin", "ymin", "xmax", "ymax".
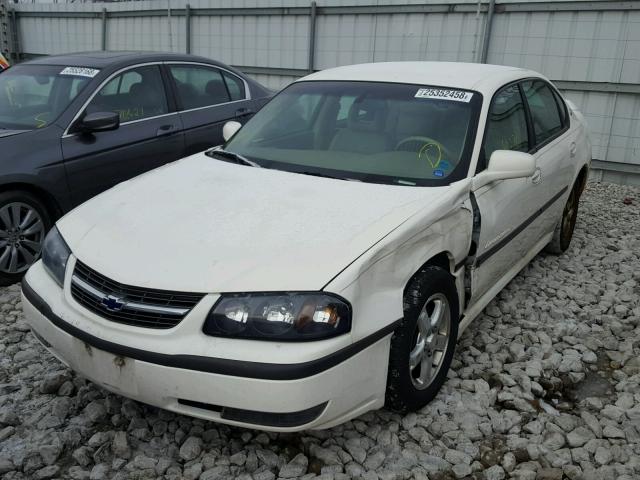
[
  {"xmin": 41, "ymin": 226, "xmax": 71, "ymax": 287},
  {"xmin": 203, "ymin": 292, "xmax": 351, "ymax": 341}
]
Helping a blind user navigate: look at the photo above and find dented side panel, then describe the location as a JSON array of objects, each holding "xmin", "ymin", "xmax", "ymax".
[{"xmin": 325, "ymin": 181, "xmax": 473, "ymax": 342}]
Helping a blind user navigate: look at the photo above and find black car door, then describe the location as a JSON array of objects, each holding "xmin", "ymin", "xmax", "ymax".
[
  {"xmin": 165, "ymin": 63, "xmax": 255, "ymax": 155},
  {"xmin": 61, "ymin": 64, "xmax": 185, "ymax": 206}
]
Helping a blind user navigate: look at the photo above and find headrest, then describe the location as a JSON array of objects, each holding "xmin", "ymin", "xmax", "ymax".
[
  {"xmin": 347, "ymin": 97, "xmax": 388, "ymax": 132},
  {"xmin": 129, "ymin": 82, "xmax": 144, "ymax": 96},
  {"xmin": 205, "ymin": 78, "xmax": 226, "ymax": 96}
]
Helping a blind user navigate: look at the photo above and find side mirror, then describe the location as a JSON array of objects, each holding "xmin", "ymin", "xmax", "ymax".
[
  {"xmin": 223, "ymin": 121, "xmax": 242, "ymax": 142},
  {"xmin": 78, "ymin": 112, "xmax": 120, "ymax": 134},
  {"xmin": 472, "ymin": 150, "xmax": 536, "ymax": 191}
]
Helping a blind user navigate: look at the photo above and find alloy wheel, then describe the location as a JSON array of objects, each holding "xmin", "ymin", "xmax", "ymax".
[
  {"xmin": 409, "ymin": 293, "xmax": 451, "ymax": 390},
  {"xmin": 0, "ymin": 202, "xmax": 45, "ymax": 274}
]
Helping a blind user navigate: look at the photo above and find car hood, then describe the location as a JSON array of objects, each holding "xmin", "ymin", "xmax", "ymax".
[{"xmin": 58, "ymin": 153, "xmax": 455, "ymax": 293}]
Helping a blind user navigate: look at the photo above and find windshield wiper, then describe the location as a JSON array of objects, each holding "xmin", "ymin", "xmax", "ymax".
[
  {"xmin": 206, "ymin": 148, "xmax": 261, "ymax": 168},
  {"xmin": 296, "ymin": 171, "xmax": 359, "ymax": 182}
]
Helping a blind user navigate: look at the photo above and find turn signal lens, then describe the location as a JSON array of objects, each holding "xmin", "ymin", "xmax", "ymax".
[{"xmin": 203, "ymin": 292, "xmax": 351, "ymax": 341}]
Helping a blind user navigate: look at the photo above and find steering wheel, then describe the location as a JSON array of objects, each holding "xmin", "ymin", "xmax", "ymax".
[{"xmin": 395, "ymin": 136, "xmax": 453, "ymax": 169}]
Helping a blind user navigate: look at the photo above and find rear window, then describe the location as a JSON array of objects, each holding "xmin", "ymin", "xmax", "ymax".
[{"xmin": 522, "ymin": 80, "xmax": 564, "ymax": 146}]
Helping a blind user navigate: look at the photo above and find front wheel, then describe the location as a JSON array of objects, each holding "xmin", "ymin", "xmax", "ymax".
[
  {"xmin": 385, "ymin": 266, "xmax": 459, "ymax": 413},
  {"xmin": 0, "ymin": 191, "xmax": 52, "ymax": 286}
]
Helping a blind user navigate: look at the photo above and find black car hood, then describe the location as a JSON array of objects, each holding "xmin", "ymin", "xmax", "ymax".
[{"xmin": 0, "ymin": 129, "xmax": 28, "ymax": 138}]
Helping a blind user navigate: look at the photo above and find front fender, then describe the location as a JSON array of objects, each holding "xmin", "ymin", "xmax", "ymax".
[{"xmin": 325, "ymin": 181, "xmax": 473, "ymax": 342}]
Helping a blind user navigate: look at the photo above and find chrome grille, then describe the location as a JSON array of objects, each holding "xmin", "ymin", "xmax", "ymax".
[{"xmin": 70, "ymin": 260, "xmax": 205, "ymax": 329}]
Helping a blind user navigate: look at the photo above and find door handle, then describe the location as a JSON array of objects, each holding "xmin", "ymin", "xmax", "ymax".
[
  {"xmin": 531, "ymin": 168, "xmax": 542, "ymax": 184},
  {"xmin": 235, "ymin": 107, "xmax": 254, "ymax": 118},
  {"xmin": 570, "ymin": 142, "xmax": 577, "ymax": 157},
  {"xmin": 156, "ymin": 124, "xmax": 176, "ymax": 137}
]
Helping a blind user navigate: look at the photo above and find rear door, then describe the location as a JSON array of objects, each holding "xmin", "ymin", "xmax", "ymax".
[
  {"xmin": 61, "ymin": 64, "xmax": 184, "ymax": 205},
  {"xmin": 166, "ymin": 63, "xmax": 254, "ymax": 155},
  {"xmin": 520, "ymin": 79, "xmax": 574, "ymax": 236}
]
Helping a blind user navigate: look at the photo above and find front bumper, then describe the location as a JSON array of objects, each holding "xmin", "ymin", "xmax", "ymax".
[{"xmin": 21, "ymin": 261, "xmax": 394, "ymax": 431}]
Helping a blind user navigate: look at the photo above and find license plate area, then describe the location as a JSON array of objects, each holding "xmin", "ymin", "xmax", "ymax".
[{"xmin": 72, "ymin": 338, "xmax": 138, "ymax": 395}]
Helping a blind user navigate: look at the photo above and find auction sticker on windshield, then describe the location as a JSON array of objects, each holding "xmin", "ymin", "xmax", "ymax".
[
  {"xmin": 60, "ymin": 67, "xmax": 100, "ymax": 78},
  {"xmin": 415, "ymin": 88, "xmax": 473, "ymax": 103}
]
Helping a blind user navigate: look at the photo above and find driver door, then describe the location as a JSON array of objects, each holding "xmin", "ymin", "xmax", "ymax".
[
  {"xmin": 469, "ymin": 82, "xmax": 542, "ymax": 302},
  {"xmin": 61, "ymin": 64, "xmax": 184, "ymax": 206}
]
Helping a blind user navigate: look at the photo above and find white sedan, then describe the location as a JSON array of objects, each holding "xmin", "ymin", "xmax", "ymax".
[{"xmin": 21, "ymin": 62, "xmax": 590, "ymax": 431}]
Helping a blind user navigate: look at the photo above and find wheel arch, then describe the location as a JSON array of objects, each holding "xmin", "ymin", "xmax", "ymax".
[
  {"xmin": 403, "ymin": 251, "xmax": 453, "ymax": 293},
  {"xmin": 575, "ymin": 164, "xmax": 589, "ymax": 195},
  {"xmin": 0, "ymin": 182, "xmax": 63, "ymax": 221}
]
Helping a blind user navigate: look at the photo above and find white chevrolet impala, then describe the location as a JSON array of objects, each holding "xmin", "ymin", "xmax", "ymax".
[{"xmin": 22, "ymin": 62, "xmax": 590, "ymax": 431}]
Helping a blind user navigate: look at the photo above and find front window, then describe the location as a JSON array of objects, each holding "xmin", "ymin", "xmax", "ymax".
[
  {"xmin": 483, "ymin": 83, "xmax": 530, "ymax": 164},
  {"xmin": 225, "ymin": 81, "xmax": 482, "ymax": 186},
  {"xmin": 0, "ymin": 64, "xmax": 94, "ymax": 130},
  {"xmin": 85, "ymin": 65, "xmax": 168, "ymax": 124}
]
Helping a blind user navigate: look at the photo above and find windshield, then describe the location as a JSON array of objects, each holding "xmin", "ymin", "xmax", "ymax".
[
  {"xmin": 226, "ymin": 81, "xmax": 482, "ymax": 186},
  {"xmin": 0, "ymin": 64, "xmax": 95, "ymax": 130}
]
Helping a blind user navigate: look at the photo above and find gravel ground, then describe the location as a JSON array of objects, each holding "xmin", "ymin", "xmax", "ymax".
[{"xmin": 0, "ymin": 181, "xmax": 639, "ymax": 480}]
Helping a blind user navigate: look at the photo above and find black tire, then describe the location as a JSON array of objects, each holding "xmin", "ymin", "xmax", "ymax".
[
  {"xmin": 385, "ymin": 265, "xmax": 459, "ymax": 413},
  {"xmin": 545, "ymin": 180, "xmax": 581, "ymax": 255},
  {"xmin": 0, "ymin": 190, "xmax": 52, "ymax": 287}
]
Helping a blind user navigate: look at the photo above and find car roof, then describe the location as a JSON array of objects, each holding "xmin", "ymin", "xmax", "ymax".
[
  {"xmin": 300, "ymin": 61, "xmax": 545, "ymax": 94},
  {"xmin": 22, "ymin": 51, "xmax": 229, "ymax": 69}
]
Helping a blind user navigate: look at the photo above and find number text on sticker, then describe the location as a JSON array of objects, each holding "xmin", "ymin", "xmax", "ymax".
[
  {"xmin": 415, "ymin": 88, "xmax": 473, "ymax": 103},
  {"xmin": 60, "ymin": 67, "xmax": 100, "ymax": 78}
]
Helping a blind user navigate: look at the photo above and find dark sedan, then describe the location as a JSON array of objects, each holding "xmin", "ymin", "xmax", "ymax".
[{"xmin": 0, "ymin": 51, "xmax": 271, "ymax": 285}]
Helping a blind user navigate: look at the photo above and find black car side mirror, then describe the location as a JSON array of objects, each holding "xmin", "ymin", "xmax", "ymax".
[{"xmin": 78, "ymin": 112, "xmax": 120, "ymax": 133}]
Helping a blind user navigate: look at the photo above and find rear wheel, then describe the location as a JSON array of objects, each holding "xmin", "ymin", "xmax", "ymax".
[
  {"xmin": 545, "ymin": 180, "xmax": 581, "ymax": 254},
  {"xmin": 385, "ymin": 266, "xmax": 459, "ymax": 413},
  {"xmin": 0, "ymin": 191, "xmax": 52, "ymax": 286}
]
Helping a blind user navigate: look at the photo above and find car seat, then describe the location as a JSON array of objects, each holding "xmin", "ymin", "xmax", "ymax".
[
  {"xmin": 205, "ymin": 78, "xmax": 230, "ymax": 106},
  {"xmin": 329, "ymin": 97, "xmax": 392, "ymax": 154}
]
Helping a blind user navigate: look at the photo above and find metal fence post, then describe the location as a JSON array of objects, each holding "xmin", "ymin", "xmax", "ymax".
[
  {"xmin": 185, "ymin": 4, "xmax": 191, "ymax": 54},
  {"xmin": 480, "ymin": 0, "xmax": 495, "ymax": 63},
  {"xmin": 0, "ymin": 0, "xmax": 10, "ymax": 63},
  {"xmin": 101, "ymin": 8, "xmax": 107, "ymax": 51},
  {"xmin": 308, "ymin": 1, "xmax": 317, "ymax": 73},
  {"xmin": 10, "ymin": 8, "xmax": 19, "ymax": 62}
]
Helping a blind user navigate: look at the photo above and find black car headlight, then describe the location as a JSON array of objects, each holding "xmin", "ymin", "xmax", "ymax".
[
  {"xmin": 41, "ymin": 226, "xmax": 71, "ymax": 287},
  {"xmin": 203, "ymin": 292, "xmax": 351, "ymax": 341}
]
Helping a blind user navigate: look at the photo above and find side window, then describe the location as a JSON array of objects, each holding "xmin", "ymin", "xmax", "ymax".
[
  {"xmin": 551, "ymin": 88, "xmax": 568, "ymax": 128},
  {"xmin": 521, "ymin": 80, "xmax": 564, "ymax": 145},
  {"xmin": 169, "ymin": 65, "xmax": 231, "ymax": 110},
  {"xmin": 86, "ymin": 65, "xmax": 168, "ymax": 123},
  {"xmin": 483, "ymin": 84, "xmax": 529, "ymax": 164},
  {"xmin": 222, "ymin": 71, "xmax": 245, "ymax": 101}
]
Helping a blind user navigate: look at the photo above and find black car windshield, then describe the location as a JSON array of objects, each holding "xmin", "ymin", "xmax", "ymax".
[
  {"xmin": 0, "ymin": 64, "xmax": 96, "ymax": 130},
  {"xmin": 225, "ymin": 81, "xmax": 482, "ymax": 186}
]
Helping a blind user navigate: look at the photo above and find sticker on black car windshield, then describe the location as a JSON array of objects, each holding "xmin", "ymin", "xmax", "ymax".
[
  {"xmin": 60, "ymin": 67, "xmax": 100, "ymax": 78},
  {"xmin": 415, "ymin": 88, "xmax": 473, "ymax": 103}
]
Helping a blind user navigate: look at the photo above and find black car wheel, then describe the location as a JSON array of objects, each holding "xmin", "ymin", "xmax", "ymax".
[
  {"xmin": 386, "ymin": 265, "xmax": 459, "ymax": 413},
  {"xmin": 545, "ymin": 180, "xmax": 581, "ymax": 254},
  {"xmin": 0, "ymin": 191, "xmax": 52, "ymax": 286}
]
